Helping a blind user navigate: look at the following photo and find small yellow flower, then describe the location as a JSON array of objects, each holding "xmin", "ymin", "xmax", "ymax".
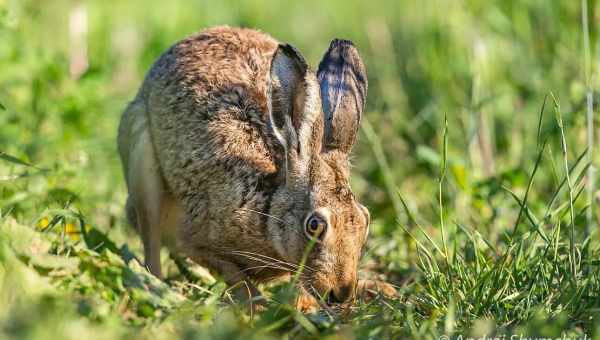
[
  {"xmin": 65, "ymin": 222, "xmax": 80, "ymax": 241},
  {"xmin": 37, "ymin": 217, "xmax": 49, "ymax": 230}
]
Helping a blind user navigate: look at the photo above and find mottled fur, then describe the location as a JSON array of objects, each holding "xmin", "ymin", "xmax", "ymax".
[{"xmin": 118, "ymin": 26, "xmax": 392, "ymax": 307}]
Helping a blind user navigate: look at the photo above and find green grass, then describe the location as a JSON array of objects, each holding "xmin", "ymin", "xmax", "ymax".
[{"xmin": 1, "ymin": 0, "xmax": 599, "ymax": 339}]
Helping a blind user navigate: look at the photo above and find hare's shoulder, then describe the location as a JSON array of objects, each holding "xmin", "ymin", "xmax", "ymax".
[{"xmin": 144, "ymin": 27, "xmax": 281, "ymax": 183}]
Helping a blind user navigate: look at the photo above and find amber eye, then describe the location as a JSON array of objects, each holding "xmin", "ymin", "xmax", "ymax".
[{"xmin": 304, "ymin": 214, "xmax": 327, "ymax": 240}]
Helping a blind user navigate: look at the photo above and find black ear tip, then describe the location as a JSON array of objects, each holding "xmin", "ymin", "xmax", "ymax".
[
  {"xmin": 329, "ymin": 39, "xmax": 360, "ymax": 55},
  {"xmin": 318, "ymin": 38, "xmax": 365, "ymax": 76},
  {"xmin": 330, "ymin": 38, "xmax": 355, "ymax": 48},
  {"xmin": 324, "ymin": 39, "xmax": 362, "ymax": 64}
]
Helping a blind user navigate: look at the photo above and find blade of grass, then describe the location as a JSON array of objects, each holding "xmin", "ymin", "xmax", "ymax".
[
  {"xmin": 399, "ymin": 223, "xmax": 437, "ymax": 265},
  {"xmin": 543, "ymin": 149, "xmax": 589, "ymax": 219},
  {"xmin": 582, "ymin": 0, "xmax": 595, "ymax": 264},
  {"xmin": 438, "ymin": 115, "xmax": 455, "ymax": 298},
  {"xmin": 0, "ymin": 151, "xmax": 42, "ymax": 170},
  {"xmin": 493, "ymin": 136, "xmax": 547, "ymax": 297},
  {"xmin": 536, "ymin": 94, "xmax": 548, "ymax": 148},
  {"xmin": 439, "ymin": 116, "xmax": 449, "ymax": 261},
  {"xmin": 551, "ymin": 92, "xmax": 577, "ymax": 277},
  {"xmin": 502, "ymin": 186, "xmax": 549, "ymax": 243},
  {"xmin": 509, "ymin": 139, "xmax": 546, "ymax": 239},
  {"xmin": 398, "ymin": 192, "xmax": 445, "ymax": 258}
]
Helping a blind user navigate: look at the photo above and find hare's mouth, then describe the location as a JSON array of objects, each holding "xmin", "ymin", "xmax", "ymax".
[
  {"xmin": 301, "ymin": 278, "xmax": 337, "ymax": 305},
  {"xmin": 304, "ymin": 285, "xmax": 349, "ymax": 305},
  {"xmin": 301, "ymin": 274, "xmax": 358, "ymax": 305}
]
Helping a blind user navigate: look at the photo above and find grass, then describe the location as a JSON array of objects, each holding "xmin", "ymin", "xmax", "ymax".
[{"xmin": 1, "ymin": 0, "xmax": 599, "ymax": 339}]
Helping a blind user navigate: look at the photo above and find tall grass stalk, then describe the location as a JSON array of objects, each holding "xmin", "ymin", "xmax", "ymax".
[
  {"xmin": 439, "ymin": 116, "xmax": 449, "ymax": 264},
  {"xmin": 438, "ymin": 116, "xmax": 455, "ymax": 300},
  {"xmin": 581, "ymin": 0, "xmax": 595, "ymax": 239},
  {"xmin": 551, "ymin": 93, "xmax": 578, "ymax": 277}
]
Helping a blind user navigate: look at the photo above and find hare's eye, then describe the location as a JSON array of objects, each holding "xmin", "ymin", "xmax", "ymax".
[{"xmin": 304, "ymin": 214, "xmax": 327, "ymax": 240}]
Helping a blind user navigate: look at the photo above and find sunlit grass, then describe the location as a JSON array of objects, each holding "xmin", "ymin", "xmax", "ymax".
[{"xmin": 1, "ymin": 0, "xmax": 599, "ymax": 339}]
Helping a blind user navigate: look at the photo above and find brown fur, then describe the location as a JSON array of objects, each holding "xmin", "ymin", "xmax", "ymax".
[{"xmin": 118, "ymin": 26, "xmax": 393, "ymax": 307}]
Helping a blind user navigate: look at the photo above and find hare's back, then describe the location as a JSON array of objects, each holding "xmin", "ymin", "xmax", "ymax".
[
  {"xmin": 143, "ymin": 27, "xmax": 281, "ymax": 214},
  {"xmin": 145, "ymin": 26, "xmax": 278, "ymax": 117}
]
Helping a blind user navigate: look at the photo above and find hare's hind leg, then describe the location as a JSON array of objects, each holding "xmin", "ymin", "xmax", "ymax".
[
  {"xmin": 127, "ymin": 127, "xmax": 166, "ymax": 277},
  {"xmin": 120, "ymin": 101, "xmax": 166, "ymax": 278}
]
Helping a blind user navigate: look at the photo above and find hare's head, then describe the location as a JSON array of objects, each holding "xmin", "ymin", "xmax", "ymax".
[{"xmin": 266, "ymin": 40, "xmax": 369, "ymax": 303}]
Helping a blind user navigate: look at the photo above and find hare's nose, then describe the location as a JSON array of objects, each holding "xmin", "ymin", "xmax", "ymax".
[{"xmin": 331, "ymin": 283, "xmax": 355, "ymax": 303}]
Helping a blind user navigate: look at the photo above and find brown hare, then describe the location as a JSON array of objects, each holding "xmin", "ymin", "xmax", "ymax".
[{"xmin": 118, "ymin": 26, "xmax": 395, "ymax": 310}]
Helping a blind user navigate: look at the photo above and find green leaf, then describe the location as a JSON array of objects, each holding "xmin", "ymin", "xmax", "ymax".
[
  {"xmin": 0, "ymin": 151, "xmax": 35, "ymax": 167},
  {"xmin": 81, "ymin": 226, "xmax": 119, "ymax": 254},
  {"xmin": 0, "ymin": 151, "xmax": 48, "ymax": 173}
]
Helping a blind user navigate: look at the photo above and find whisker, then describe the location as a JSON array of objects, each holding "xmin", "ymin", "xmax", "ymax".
[
  {"xmin": 236, "ymin": 257, "xmax": 312, "ymax": 279},
  {"xmin": 240, "ymin": 208, "xmax": 286, "ymax": 224},
  {"xmin": 232, "ymin": 252, "xmax": 315, "ymax": 275},
  {"xmin": 231, "ymin": 250, "xmax": 297, "ymax": 268},
  {"xmin": 230, "ymin": 210, "xmax": 320, "ymax": 275},
  {"xmin": 242, "ymin": 264, "xmax": 310, "ymax": 278},
  {"xmin": 231, "ymin": 250, "xmax": 315, "ymax": 273},
  {"xmin": 242, "ymin": 264, "xmax": 289, "ymax": 273},
  {"xmin": 231, "ymin": 251, "xmax": 297, "ymax": 271},
  {"xmin": 231, "ymin": 250, "xmax": 293, "ymax": 265}
]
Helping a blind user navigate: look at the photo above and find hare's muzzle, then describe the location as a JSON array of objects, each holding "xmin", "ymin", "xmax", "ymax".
[{"xmin": 329, "ymin": 281, "xmax": 356, "ymax": 303}]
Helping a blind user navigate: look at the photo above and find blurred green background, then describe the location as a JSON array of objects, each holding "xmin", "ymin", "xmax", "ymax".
[
  {"xmin": 3, "ymin": 0, "xmax": 597, "ymax": 234},
  {"xmin": 1, "ymin": 0, "xmax": 599, "ymax": 338}
]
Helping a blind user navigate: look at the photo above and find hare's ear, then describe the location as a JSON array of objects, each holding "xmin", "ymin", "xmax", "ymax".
[
  {"xmin": 269, "ymin": 44, "xmax": 321, "ymax": 177},
  {"xmin": 317, "ymin": 39, "xmax": 367, "ymax": 154}
]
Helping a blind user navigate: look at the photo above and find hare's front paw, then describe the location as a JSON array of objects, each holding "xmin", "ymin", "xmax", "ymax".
[{"xmin": 357, "ymin": 279, "xmax": 397, "ymax": 301}]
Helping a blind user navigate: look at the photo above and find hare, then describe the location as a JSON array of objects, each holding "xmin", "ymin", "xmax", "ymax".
[{"xmin": 118, "ymin": 26, "xmax": 395, "ymax": 309}]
